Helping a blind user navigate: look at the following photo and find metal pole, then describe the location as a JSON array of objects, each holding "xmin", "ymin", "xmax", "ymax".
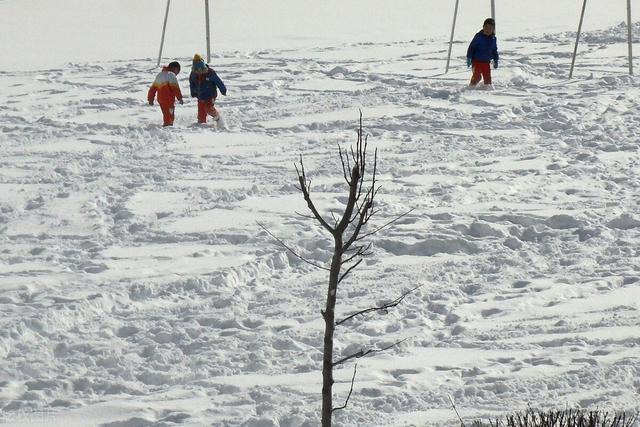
[
  {"xmin": 491, "ymin": 0, "xmax": 496, "ymax": 21},
  {"xmin": 445, "ymin": 0, "xmax": 460, "ymax": 73},
  {"xmin": 569, "ymin": 0, "xmax": 587, "ymax": 79},
  {"xmin": 157, "ymin": 0, "xmax": 171, "ymax": 67},
  {"xmin": 205, "ymin": 0, "xmax": 211, "ymax": 63},
  {"xmin": 627, "ymin": 0, "xmax": 633, "ymax": 75}
]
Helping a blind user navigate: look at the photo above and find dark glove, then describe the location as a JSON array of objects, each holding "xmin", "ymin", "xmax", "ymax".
[
  {"xmin": 148, "ymin": 101, "xmax": 154, "ymax": 106},
  {"xmin": 493, "ymin": 60, "xmax": 498, "ymax": 69},
  {"xmin": 466, "ymin": 57, "xmax": 472, "ymax": 68},
  {"xmin": 179, "ymin": 99, "xmax": 184, "ymax": 105}
]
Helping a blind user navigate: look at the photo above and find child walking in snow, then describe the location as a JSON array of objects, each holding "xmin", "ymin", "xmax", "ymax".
[
  {"xmin": 148, "ymin": 61, "xmax": 184, "ymax": 127},
  {"xmin": 467, "ymin": 18, "xmax": 499, "ymax": 87},
  {"xmin": 189, "ymin": 54, "xmax": 227, "ymax": 124}
]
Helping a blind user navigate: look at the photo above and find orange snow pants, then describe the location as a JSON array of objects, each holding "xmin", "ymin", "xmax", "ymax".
[
  {"xmin": 470, "ymin": 60, "xmax": 492, "ymax": 85},
  {"xmin": 160, "ymin": 102, "xmax": 175, "ymax": 127},
  {"xmin": 197, "ymin": 98, "xmax": 218, "ymax": 123}
]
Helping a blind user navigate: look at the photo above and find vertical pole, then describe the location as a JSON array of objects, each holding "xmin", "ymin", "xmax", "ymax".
[
  {"xmin": 491, "ymin": 0, "xmax": 496, "ymax": 21},
  {"xmin": 570, "ymin": 0, "xmax": 587, "ymax": 79},
  {"xmin": 445, "ymin": 0, "xmax": 460, "ymax": 73},
  {"xmin": 627, "ymin": 0, "xmax": 633, "ymax": 75},
  {"xmin": 157, "ymin": 0, "xmax": 171, "ymax": 67},
  {"xmin": 205, "ymin": 0, "xmax": 211, "ymax": 64}
]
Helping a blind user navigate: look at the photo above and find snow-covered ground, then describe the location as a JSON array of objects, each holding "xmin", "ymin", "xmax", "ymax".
[{"xmin": 1, "ymin": 1, "xmax": 640, "ymax": 426}]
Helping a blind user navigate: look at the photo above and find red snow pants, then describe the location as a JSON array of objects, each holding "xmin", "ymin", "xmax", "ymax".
[
  {"xmin": 159, "ymin": 102, "xmax": 175, "ymax": 127},
  {"xmin": 197, "ymin": 98, "xmax": 218, "ymax": 123},
  {"xmin": 470, "ymin": 60, "xmax": 492, "ymax": 85}
]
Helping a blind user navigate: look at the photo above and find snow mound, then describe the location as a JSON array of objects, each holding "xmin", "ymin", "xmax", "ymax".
[{"xmin": 606, "ymin": 213, "xmax": 640, "ymax": 230}]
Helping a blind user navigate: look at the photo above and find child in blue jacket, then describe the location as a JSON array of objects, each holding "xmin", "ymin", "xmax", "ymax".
[
  {"xmin": 189, "ymin": 54, "xmax": 227, "ymax": 123},
  {"xmin": 466, "ymin": 18, "xmax": 499, "ymax": 86}
]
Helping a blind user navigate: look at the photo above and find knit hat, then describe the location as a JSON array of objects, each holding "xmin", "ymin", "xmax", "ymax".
[{"xmin": 192, "ymin": 54, "xmax": 207, "ymax": 74}]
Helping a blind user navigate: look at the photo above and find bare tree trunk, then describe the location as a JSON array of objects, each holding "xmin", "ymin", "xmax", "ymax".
[{"xmin": 321, "ymin": 238, "xmax": 342, "ymax": 426}]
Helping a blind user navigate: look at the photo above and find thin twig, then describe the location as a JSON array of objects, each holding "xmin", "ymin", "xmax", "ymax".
[
  {"xmin": 340, "ymin": 242, "xmax": 372, "ymax": 265},
  {"xmin": 343, "ymin": 197, "xmax": 374, "ymax": 252},
  {"xmin": 349, "ymin": 185, "xmax": 374, "ymax": 226},
  {"xmin": 296, "ymin": 156, "xmax": 335, "ymax": 234},
  {"xmin": 448, "ymin": 394, "xmax": 466, "ymax": 427},
  {"xmin": 330, "ymin": 209, "xmax": 339, "ymax": 227},
  {"xmin": 294, "ymin": 211, "xmax": 317, "ymax": 220},
  {"xmin": 339, "ymin": 145, "xmax": 350, "ymax": 185},
  {"xmin": 355, "ymin": 207, "xmax": 415, "ymax": 242},
  {"xmin": 336, "ymin": 285, "xmax": 423, "ymax": 326},
  {"xmin": 332, "ymin": 338, "xmax": 408, "ymax": 367},
  {"xmin": 331, "ymin": 364, "xmax": 358, "ymax": 414},
  {"xmin": 338, "ymin": 259, "xmax": 363, "ymax": 284},
  {"xmin": 257, "ymin": 222, "xmax": 330, "ymax": 271}
]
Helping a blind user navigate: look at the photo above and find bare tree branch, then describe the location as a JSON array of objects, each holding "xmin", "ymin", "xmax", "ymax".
[
  {"xmin": 342, "ymin": 197, "xmax": 374, "ymax": 252},
  {"xmin": 257, "ymin": 222, "xmax": 330, "ymax": 271},
  {"xmin": 294, "ymin": 210, "xmax": 317, "ymax": 220},
  {"xmin": 339, "ymin": 251, "xmax": 361, "ymax": 266},
  {"xmin": 349, "ymin": 184, "xmax": 374, "ymax": 225},
  {"xmin": 330, "ymin": 210, "xmax": 339, "ymax": 227},
  {"xmin": 368, "ymin": 206, "xmax": 382, "ymax": 220},
  {"xmin": 339, "ymin": 145, "xmax": 351, "ymax": 185},
  {"xmin": 358, "ymin": 134, "xmax": 368, "ymax": 196},
  {"xmin": 331, "ymin": 364, "xmax": 357, "ymax": 414},
  {"xmin": 353, "ymin": 120, "xmax": 367, "ymax": 202},
  {"xmin": 335, "ymin": 165, "xmax": 360, "ymax": 234},
  {"xmin": 342, "ymin": 155, "xmax": 378, "ymax": 251},
  {"xmin": 296, "ymin": 157, "xmax": 335, "ymax": 234},
  {"xmin": 360, "ymin": 248, "xmax": 373, "ymax": 258},
  {"xmin": 355, "ymin": 207, "xmax": 415, "ymax": 242},
  {"xmin": 336, "ymin": 285, "xmax": 423, "ymax": 326},
  {"xmin": 340, "ymin": 243, "xmax": 372, "ymax": 265},
  {"xmin": 332, "ymin": 338, "xmax": 408, "ymax": 367},
  {"xmin": 350, "ymin": 145, "xmax": 357, "ymax": 169},
  {"xmin": 343, "ymin": 243, "xmax": 366, "ymax": 253},
  {"xmin": 338, "ymin": 259, "xmax": 363, "ymax": 284}
]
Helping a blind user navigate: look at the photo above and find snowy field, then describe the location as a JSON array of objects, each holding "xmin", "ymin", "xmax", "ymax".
[{"xmin": 1, "ymin": 1, "xmax": 640, "ymax": 426}]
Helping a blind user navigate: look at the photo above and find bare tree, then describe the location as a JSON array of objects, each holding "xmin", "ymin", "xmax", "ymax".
[{"xmin": 260, "ymin": 114, "xmax": 415, "ymax": 426}]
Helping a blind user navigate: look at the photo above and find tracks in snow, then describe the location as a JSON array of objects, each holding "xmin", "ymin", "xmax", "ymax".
[{"xmin": 1, "ymin": 35, "xmax": 640, "ymax": 425}]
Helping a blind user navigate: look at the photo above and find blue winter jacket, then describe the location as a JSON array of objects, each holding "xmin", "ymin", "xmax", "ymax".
[
  {"xmin": 189, "ymin": 67, "xmax": 227, "ymax": 101},
  {"xmin": 467, "ymin": 31, "xmax": 499, "ymax": 62}
]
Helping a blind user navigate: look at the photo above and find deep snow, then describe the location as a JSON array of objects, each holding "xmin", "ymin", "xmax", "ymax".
[{"xmin": 1, "ymin": 1, "xmax": 640, "ymax": 426}]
